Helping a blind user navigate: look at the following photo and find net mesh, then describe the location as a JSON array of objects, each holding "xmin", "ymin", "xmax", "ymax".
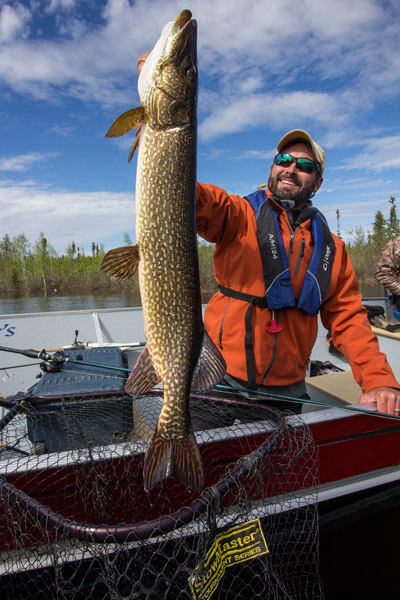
[{"xmin": 0, "ymin": 388, "xmax": 324, "ymax": 599}]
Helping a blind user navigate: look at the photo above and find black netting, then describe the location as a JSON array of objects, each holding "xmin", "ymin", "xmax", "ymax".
[{"xmin": 0, "ymin": 390, "xmax": 324, "ymax": 599}]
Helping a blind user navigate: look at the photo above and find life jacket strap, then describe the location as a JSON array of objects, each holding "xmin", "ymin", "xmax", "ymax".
[
  {"xmin": 219, "ymin": 285, "xmax": 268, "ymax": 389},
  {"xmin": 218, "ymin": 285, "xmax": 268, "ymax": 308}
]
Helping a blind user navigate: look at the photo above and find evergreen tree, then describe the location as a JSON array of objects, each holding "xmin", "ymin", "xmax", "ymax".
[
  {"xmin": 33, "ymin": 232, "xmax": 57, "ymax": 290},
  {"xmin": 371, "ymin": 210, "xmax": 387, "ymax": 248},
  {"xmin": 0, "ymin": 234, "xmax": 13, "ymax": 257},
  {"xmin": 123, "ymin": 232, "xmax": 133, "ymax": 246},
  {"xmin": 13, "ymin": 234, "xmax": 30, "ymax": 288},
  {"xmin": 336, "ymin": 209, "xmax": 341, "ymax": 239},
  {"xmin": 387, "ymin": 196, "xmax": 400, "ymax": 238}
]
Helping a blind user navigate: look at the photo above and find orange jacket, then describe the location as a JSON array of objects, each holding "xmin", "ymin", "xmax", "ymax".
[{"xmin": 196, "ymin": 182, "xmax": 399, "ymax": 392}]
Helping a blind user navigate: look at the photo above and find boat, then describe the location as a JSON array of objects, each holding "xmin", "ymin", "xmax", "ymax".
[{"xmin": 0, "ymin": 300, "xmax": 399, "ymax": 599}]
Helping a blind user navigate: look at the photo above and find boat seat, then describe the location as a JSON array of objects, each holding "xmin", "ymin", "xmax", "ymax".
[{"xmin": 306, "ymin": 370, "xmax": 362, "ymax": 406}]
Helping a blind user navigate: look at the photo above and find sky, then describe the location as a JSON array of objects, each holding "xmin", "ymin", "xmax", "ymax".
[{"xmin": 1, "ymin": 0, "xmax": 400, "ymax": 254}]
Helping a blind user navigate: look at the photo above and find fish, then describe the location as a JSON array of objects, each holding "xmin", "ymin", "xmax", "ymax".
[{"xmin": 101, "ymin": 10, "xmax": 226, "ymax": 493}]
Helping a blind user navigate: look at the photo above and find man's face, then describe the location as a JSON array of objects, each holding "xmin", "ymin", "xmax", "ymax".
[{"xmin": 268, "ymin": 142, "xmax": 323, "ymax": 207}]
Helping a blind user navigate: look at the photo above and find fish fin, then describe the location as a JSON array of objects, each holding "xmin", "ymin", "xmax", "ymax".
[
  {"xmin": 128, "ymin": 131, "xmax": 140, "ymax": 162},
  {"xmin": 105, "ymin": 107, "xmax": 144, "ymax": 138},
  {"xmin": 191, "ymin": 329, "xmax": 226, "ymax": 393},
  {"xmin": 106, "ymin": 106, "xmax": 144, "ymax": 137},
  {"xmin": 125, "ymin": 346, "xmax": 162, "ymax": 396},
  {"xmin": 100, "ymin": 245, "xmax": 140, "ymax": 281},
  {"xmin": 144, "ymin": 428, "xmax": 204, "ymax": 492}
]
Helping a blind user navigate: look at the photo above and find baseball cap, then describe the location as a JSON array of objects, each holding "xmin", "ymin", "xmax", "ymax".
[{"xmin": 277, "ymin": 129, "xmax": 325, "ymax": 175}]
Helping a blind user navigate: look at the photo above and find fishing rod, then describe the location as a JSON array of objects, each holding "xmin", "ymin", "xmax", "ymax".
[
  {"xmin": 0, "ymin": 345, "xmax": 52, "ymax": 361},
  {"xmin": 0, "ymin": 344, "xmax": 137, "ymax": 374},
  {"xmin": 214, "ymin": 384, "xmax": 400, "ymax": 421},
  {"xmin": 1, "ymin": 345, "xmax": 399, "ymax": 420}
]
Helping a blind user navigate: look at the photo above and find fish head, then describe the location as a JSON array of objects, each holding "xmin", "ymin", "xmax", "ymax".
[{"xmin": 138, "ymin": 9, "xmax": 197, "ymax": 128}]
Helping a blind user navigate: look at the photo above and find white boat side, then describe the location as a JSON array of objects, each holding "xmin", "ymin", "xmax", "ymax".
[{"xmin": 1, "ymin": 302, "xmax": 399, "ymax": 400}]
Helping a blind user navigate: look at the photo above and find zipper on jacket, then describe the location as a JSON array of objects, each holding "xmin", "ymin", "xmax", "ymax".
[
  {"xmin": 261, "ymin": 310, "xmax": 281, "ymax": 384},
  {"xmin": 218, "ymin": 297, "xmax": 231, "ymax": 349},
  {"xmin": 288, "ymin": 234, "xmax": 295, "ymax": 263},
  {"xmin": 294, "ymin": 238, "xmax": 306, "ymax": 276},
  {"xmin": 281, "ymin": 209, "xmax": 296, "ymax": 263},
  {"xmin": 261, "ymin": 329, "xmax": 279, "ymax": 385}
]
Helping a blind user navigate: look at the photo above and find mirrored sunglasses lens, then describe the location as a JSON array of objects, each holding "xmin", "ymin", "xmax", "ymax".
[
  {"xmin": 296, "ymin": 159, "xmax": 317, "ymax": 173},
  {"xmin": 274, "ymin": 153, "xmax": 318, "ymax": 173},
  {"xmin": 275, "ymin": 153, "xmax": 293, "ymax": 166}
]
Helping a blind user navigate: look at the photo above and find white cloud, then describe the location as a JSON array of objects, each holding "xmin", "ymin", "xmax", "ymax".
[
  {"xmin": 199, "ymin": 90, "xmax": 342, "ymax": 141},
  {"xmin": 303, "ymin": 0, "xmax": 384, "ymax": 38},
  {"xmin": 0, "ymin": 179, "xmax": 135, "ymax": 252},
  {"xmin": 0, "ymin": 0, "xmax": 399, "ymax": 118},
  {"xmin": 332, "ymin": 135, "xmax": 400, "ymax": 172},
  {"xmin": 194, "ymin": 0, "xmax": 400, "ymax": 141},
  {"xmin": 235, "ymin": 150, "xmax": 274, "ymax": 161},
  {"xmin": 0, "ymin": 2, "xmax": 30, "ymax": 43},
  {"xmin": 46, "ymin": 124, "xmax": 75, "ymax": 137},
  {"xmin": 0, "ymin": 152, "xmax": 59, "ymax": 172},
  {"xmin": 47, "ymin": 0, "xmax": 77, "ymax": 12}
]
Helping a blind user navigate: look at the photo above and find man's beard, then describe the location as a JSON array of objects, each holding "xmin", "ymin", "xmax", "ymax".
[{"xmin": 268, "ymin": 174, "xmax": 316, "ymax": 207}]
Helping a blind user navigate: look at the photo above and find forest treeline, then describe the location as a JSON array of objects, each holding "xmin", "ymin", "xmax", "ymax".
[
  {"xmin": 342, "ymin": 196, "xmax": 399, "ymax": 283},
  {"xmin": 0, "ymin": 231, "xmax": 218, "ymax": 296},
  {"xmin": 0, "ymin": 197, "xmax": 398, "ymax": 295}
]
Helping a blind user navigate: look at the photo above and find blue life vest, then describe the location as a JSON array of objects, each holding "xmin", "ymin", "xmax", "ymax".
[
  {"xmin": 218, "ymin": 190, "xmax": 336, "ymax": 388},
  {"xmin": 245, "ymin": 190, "xmax": 335, "ymax": 316}
]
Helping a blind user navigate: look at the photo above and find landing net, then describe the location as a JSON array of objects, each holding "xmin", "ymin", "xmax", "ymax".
[{"xmin": 0, "ymin": 388, "xmax": 323, "ymax": 599}]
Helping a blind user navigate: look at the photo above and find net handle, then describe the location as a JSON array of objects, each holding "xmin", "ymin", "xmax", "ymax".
[{"xmin": 0, "ymin": 428, "xmax": 284, "ymax": 544}]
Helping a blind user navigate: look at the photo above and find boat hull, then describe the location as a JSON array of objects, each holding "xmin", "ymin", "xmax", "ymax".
[
  {"xmin": 1, "ymin": 391, "xmax": 399, "ymax": 556},
  {"xmin": 1, "ymin": 302, "xmax": 399, "ymax": 566}
]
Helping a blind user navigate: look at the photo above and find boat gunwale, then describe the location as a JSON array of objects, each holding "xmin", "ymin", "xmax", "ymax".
[
  {"xmin": 0, "ymin": 306, "xmax": 144, "ymax": 320},
  {"xmin": 0, "ymin": 407, "xmax": 361, "ymax": 478}
]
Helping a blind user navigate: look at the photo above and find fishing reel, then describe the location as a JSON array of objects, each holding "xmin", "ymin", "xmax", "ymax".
[{"xmin": 39, "ymin": 351, "xmax": 66, "ymax": 373}]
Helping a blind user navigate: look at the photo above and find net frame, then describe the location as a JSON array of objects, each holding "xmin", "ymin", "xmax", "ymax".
[{"xmin": 0, "ymin": 390, "xmax": 324, "ymax": 599}]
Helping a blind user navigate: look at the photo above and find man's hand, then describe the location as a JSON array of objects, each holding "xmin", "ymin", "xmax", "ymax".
[{"xmin": 359, "ymin": 387, "xmax": 400, "ymax": 415}]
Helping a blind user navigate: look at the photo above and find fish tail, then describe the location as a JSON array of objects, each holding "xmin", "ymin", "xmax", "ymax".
[{"xmin": 144, "ymin": 428, "xmax": 204, "ymax": 493}]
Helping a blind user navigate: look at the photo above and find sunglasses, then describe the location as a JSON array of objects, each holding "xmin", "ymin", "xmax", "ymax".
[{"xmin": 274, "ymin": 153, "xmax": 320, "ymax": 175}]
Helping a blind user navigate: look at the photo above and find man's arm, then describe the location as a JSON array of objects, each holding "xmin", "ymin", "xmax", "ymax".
[
  {"xmin": 375, "ymin": 237, "xmax": 400, "ymax": 296},
  {"xmin": 196, "ymin": 182, "xmax": 248, "ymax": 245},
  {"xmin": 320, "ymin": 240, "xmax": 400, "ymax": 414}
]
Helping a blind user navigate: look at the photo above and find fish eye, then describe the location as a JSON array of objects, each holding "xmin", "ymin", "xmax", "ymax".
[{"xmin": 185, "ymin": 66, "xmax": 196, "ymax": 80}]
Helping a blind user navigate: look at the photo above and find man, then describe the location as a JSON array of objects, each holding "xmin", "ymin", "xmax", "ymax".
[
  {"xmin": 375, "ymin": 234, "xmax": 400, "ymax": 317},
  {"xmin": 196, "ymin": 129, "xmax": 400, "ymax": 415},
  {"xmin": 135, "ymin": 54, "xmax": 399, "ymax": 416}
]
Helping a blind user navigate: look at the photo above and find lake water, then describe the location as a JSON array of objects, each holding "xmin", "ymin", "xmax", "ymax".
[
  {"xmin": 0, "ymin": 288, "xmax": 218, "ymax": 315},
  {"xmin": 0, "ymin": 289, "xmax": 141, "ymax": 315},
  {"xmin": 0, "ymin": 282, "xmax": 384, "ymax": 315}
]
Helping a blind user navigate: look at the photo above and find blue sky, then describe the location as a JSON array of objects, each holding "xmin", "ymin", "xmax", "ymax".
[{"xmin": 1, "ymin": 0, "xmax": 400, "ymax": 254}]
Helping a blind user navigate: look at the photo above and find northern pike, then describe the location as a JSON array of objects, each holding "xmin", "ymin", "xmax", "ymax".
[{"xmin": 101, "ymin": 10, "xmax": 225, "ymax": 493}]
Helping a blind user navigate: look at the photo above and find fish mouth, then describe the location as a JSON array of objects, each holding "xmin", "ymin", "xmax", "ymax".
[
  {"xmin": 170, "ymin": 9, "xmax": 197, "ymax": 54},
  {"xmin": 138, "ymin": 9, "xmax": 197, "ymax": 127},
  {"xmin": 141, "ymin": 10, "xmax": 196, "ymax": 77},
  {"xmin": 175, "ymin": 9, "xmax": 193, "ymax": 31},
  {"xmin": 167, "ymin": 9, "xmax": 197, "ymax": 96}
]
